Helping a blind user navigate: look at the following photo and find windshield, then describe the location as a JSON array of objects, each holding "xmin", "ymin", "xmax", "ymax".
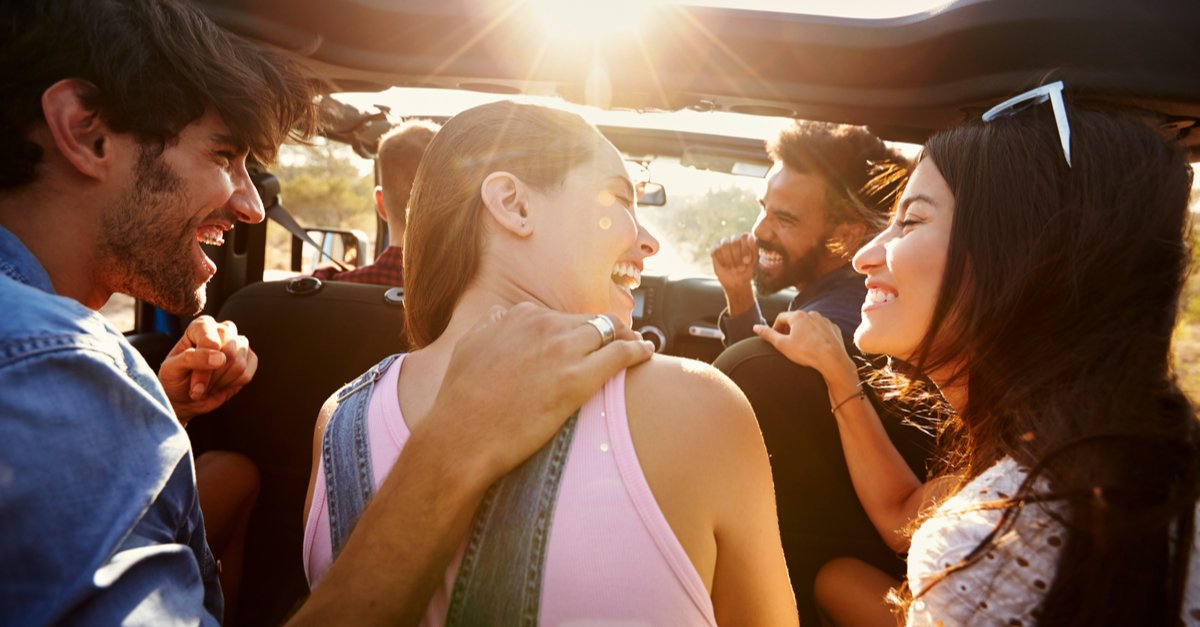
[
  {"xmin": 310, "ymin": 89, "xmax": 939, "ymax": 280},
  {"xmin": 637, "ymin": 159, "xmax": 763, "ymax": 278}
]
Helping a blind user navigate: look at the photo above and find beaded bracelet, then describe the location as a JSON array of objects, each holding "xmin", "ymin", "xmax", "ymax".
[{"xmin": 831, "ymin": 382, "xmax": 866, "ymax": 416}]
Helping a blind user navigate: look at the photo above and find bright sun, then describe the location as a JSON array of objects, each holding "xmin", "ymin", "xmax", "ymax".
[{"xmin": 530, "ymin": 0, "xmax": 658, "ymax": 40}]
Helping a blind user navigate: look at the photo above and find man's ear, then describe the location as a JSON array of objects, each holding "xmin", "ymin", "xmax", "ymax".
[
  {"xmin": 480, "ymin": 171, "xmax": 531, "ymax": 237},
  {"xmin": 374, "ymin": 185, "xmax": 388, "ymax": 223},
  {"xmin": 41, "ymin": 79, "xmax": 113, "ymax": 181}
]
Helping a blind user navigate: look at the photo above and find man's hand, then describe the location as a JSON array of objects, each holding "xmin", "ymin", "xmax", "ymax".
[
  {"xmin": 288, "ymin": 303, "xmax": 654, "ymax": 626},
  {"xmin": 427, "ymin": 302, "xmax": 655, "ymax": 478},
  {"xmin": 158, "ymin": 316, "xmax": 258, "ymax": 426},
  {"xmin": 711, "ymin": 233, "xmax": 758, "ymax": 317}
]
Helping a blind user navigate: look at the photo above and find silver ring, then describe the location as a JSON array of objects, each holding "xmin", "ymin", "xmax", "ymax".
[{"xmin": 585, "ymin": 314, "xmax": 616, "ymax": 348}]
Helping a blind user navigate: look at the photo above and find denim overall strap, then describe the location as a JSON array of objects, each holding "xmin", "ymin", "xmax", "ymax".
[
  {"xmin": 444, "ymin": 411, "xmax": 580, "ymax": 627},
  {"xmin": 322, "ymin": 353, "xmax": 403, "ymax": 558}
]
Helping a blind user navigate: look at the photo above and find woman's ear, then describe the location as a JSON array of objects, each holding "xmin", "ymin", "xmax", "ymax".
[
  {"xmin": 41, "ymin": 79, "xmax": 112, "ymax": 181},
  {"xmin": 480, "ymin": 171, "xmax": 532, "ymax": 237}
]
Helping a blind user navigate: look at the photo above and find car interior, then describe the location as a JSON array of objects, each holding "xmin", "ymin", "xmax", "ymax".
[{"xmin": 117, "ymin": 1, "xmax": 1200, "ymax": 624}]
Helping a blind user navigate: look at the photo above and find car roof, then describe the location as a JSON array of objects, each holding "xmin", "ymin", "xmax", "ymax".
[{"xmin": 196, "ymin": 0, "xmax": 1200, "ymax": 155}]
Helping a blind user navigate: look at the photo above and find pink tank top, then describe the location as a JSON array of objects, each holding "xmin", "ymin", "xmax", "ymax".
[{"xmin": 303, "ymin": 354, "xmax": 717, "ymax": 626}]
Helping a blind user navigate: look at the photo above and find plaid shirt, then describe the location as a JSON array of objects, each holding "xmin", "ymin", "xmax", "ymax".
[{"xmin": 312, "ymin": 246, "xmax": 404, "ymax": 287}]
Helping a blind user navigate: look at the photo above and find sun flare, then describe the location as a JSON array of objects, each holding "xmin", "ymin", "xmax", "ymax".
[{"xmin": 530, "ymin": 0, "xmax": 658, "ymax": 40}]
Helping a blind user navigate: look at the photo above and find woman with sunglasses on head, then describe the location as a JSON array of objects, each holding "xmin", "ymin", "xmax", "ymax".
[
  {"xmin": 757, "ymin": 84, "xmax": 1200, "ymax": 626},
  {"xmin": 300, "ymin": 100, "xmax": 797, "ymax": 625}
]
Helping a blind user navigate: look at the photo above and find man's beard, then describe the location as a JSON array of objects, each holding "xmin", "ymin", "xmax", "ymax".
[
  {"xmin": 753, "ymin": 240, "xmax": 827, "ymax": 296},
  {"xmin": 99, "ymin": 148, "xmax": 207, "ymax": 315}
]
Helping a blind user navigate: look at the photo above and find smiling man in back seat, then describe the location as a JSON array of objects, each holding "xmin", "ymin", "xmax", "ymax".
[
  {"xmin": 0, "ymin": 1, "xmax": 651, "ymax": 625},
  {"xmin": 313, "ymin": 119, "xmax": 440, "ymax": 286},
  {"xmin": 710, "ymin": 121, "xmax": 933, "ymax": 624}
]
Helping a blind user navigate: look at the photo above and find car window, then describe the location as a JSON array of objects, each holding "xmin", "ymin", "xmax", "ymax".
[
  {"xmin": 1173, "ymin": 183, "xmax": 1200, "ymax": 398},
  {"xmin": 264, "ymin": 141, "xmax": 376, "ymax": 280},
  {"xmin": 638, "ymin": 159, "xmax": 764, "ymax": 278},
  {"xmin": 99, "ymin": 293, "xmax": 136, "ymax": 333}
]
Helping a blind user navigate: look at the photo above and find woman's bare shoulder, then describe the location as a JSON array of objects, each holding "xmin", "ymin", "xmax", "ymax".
[
  {"xmin": 624, "ymin": 354, "xmax": 761, "ymax": 459},
  {"xmin": 623, "ymin": 356, "xmax": 771, "ymax": 587},
  {"xmin": 625, "ymin": 353, "xmax": 742, "ymax": 396}
]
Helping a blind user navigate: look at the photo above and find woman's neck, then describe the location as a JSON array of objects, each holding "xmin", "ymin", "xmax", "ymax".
[
  {"xmin": 927, "ymin": 365, "xmax": 968, "ymax": 414},
  {"xmin": 398, "ymin": 282, "xmax": 549, "ymax": 431},
  {"xmin": 433, "ymin": 282, "xmax": 551, "ymax": 351}
]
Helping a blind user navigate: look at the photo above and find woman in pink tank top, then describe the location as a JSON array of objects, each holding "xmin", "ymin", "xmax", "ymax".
[{"xmin": 302, "ymin": 101, "xmax": 797, "ymax": 625}]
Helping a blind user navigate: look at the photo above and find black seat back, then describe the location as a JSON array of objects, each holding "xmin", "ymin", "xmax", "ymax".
[
  {"xmin": 713, "ymin": 337, "xmax": 933, "ymax": 626},
  {"xmin": 189, "ymin": 278, "xmax": 408, "ymax": 626}
]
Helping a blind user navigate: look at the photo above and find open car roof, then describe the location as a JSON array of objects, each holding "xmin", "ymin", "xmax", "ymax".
[{"xmin": 196, "ymin": 0, "xmax": 1200, "ymax": 155}]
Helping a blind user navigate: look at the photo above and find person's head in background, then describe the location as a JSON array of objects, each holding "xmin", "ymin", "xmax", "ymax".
[
  {"xmin": 0, "ymin": 0, "xmax": 317, "ymax": 313},
  {"xmin": 375, "ymin": 119, "xmax": 440, "ymax": 248},
  {"xmin": 853, "ymin": 95, "xmax": 1197, "ymax": 624},
  {"xmin": 753, "ymin": 121, "xmax": 906, "ymax": 295},
  {"xmin": 403, "ymin": 100, "xmax": 658, "ymax": 347}
]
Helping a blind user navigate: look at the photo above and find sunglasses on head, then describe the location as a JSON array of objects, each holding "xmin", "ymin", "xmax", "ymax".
[{"xmin": 982, "ymin": 80, "xmax": 1072, "ymax": 168}]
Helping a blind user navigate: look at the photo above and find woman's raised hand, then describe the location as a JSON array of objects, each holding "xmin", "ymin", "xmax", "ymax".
[{"xmin": 753, "ymin": 311, "xmax": 857, "ymax": 384}]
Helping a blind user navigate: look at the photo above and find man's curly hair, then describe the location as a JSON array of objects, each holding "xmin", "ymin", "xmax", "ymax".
[{"xmin": 768, "ymin": 121, "xmax": 909, "ymax": 247}]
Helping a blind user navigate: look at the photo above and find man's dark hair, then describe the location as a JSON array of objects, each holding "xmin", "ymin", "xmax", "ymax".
[
  {"xmin": 0, "ymin": 0, "xmax": 319, "ymax": 190},
  {"xmin": 767, "ymin": 121, "xmax": 907, "ymax": 236}
]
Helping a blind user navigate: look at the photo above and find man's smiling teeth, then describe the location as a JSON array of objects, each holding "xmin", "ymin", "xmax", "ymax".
[
  {"xmin": 866, "ymin": 288, "xmax": 896, "ymax": 304},
  {"xmin": 196, "ymin": 225, "xmax": 226, "ymax": 246},
  {"xmin": 759, "ymin": 249, "xmax": 783, "ymax": 268},
  {"xmin": 611, "ymin": 261, "xmax": 641, "ymax": 290}
]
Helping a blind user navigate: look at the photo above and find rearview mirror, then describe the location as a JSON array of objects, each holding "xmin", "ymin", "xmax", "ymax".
[{"xmin": 637, "ymin": 181, "xmax": 667, "ymax": 207}]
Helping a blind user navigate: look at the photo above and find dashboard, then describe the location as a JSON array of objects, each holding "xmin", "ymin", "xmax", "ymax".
[{"xmin": 631, "ymin": 274, "xmax": 794, "ymax": 363}]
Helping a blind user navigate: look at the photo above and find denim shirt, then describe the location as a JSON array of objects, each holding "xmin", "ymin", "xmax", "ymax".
[
  {"xmin": 719, "ymin": 264, "xmax": 867, "ymax": 346},
  {"xmin": 0, "ymin": 226, "xmax": 221, "ymax": 625}
]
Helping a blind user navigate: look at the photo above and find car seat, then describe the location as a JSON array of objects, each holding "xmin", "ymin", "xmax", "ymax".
[
  {"xmin": 188, "ymin": 277, "xmax": 409, "ymax": 626},
  {"xmin": 713, "ymin": 337, "xmax": 934, "ymax": 627}
]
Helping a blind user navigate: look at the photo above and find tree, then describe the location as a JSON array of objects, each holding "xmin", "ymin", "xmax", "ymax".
[
  {"xmin": 265, "ymin": 141, "xmax": 374, "ymax": 271},
  {"xmin": 658, "ymin": 185, "xmax": 760, "ymax": 266}
]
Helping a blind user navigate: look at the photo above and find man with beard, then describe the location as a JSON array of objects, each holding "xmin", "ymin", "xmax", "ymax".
[
  {"xmin": 710, "ymin": 121, "xmax": 933, "ymax": 626},
  {"xmin": 711, "ymin": 121, "xmax": 903, "ymax": 344},
  {"xmin": 0, "ymin": 2, "xmax": 651, "ymax": 625}
]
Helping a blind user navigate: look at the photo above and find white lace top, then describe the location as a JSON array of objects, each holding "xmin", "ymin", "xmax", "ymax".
[{"xmin": 906, "ymin": 457, "xmax": 1200, "ymax": 626}]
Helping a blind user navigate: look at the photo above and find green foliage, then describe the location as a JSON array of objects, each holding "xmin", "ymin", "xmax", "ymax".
[
  {"xmin": 264, "ymin": 142, "xmax": 375, "ymax": 271},
  {"xmin": 275, "ymin": 142, "xmax": 374, "ymax": 230},
  {"xmin": 657, "ymin": 185, "xmax": 760, "ymax": 265},
  {"xmin": 1174, "ymin": 200, "xmax": 1200, "ymax": 401}
]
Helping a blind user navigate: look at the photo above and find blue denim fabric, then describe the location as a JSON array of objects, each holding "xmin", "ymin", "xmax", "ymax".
[
  {"xmin": 0, "ymin": 226, "xmax": 220, "ymax": 626},
  {"xmin": 322, "ymin": 354, "xmax": 401, "ymax": 557},
  {"xmin": 719, "ymin": 264, "xmax": 867, "ymax": 345},
  {"xmin": 323, "ymin": 354, "xmax": 579, "ymax": 625},
  {"xmin": 444, "ymin": 412, "xmax": 579, "ymax": 627}
]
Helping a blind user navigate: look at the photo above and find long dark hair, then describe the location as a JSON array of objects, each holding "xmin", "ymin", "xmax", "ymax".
[
  {"xmin": 403, "ymin": 101, "xmax": 601, "ymax": 347},
  {"xmin": 902, "ymin": 102, "xmax": 1199, "ymax": 625}
]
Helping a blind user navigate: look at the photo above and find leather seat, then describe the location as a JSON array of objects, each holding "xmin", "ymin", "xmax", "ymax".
[
  {"xmin": 188, "ymin": 277, "xmax": 409, "ymax": 626},
  {"xmin": 713, "ymin": 337, "xmax": 934, "ymax": 627}
]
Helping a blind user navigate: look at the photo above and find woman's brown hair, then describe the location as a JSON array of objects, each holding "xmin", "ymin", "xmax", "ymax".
[
  {"xmin": 895, "ymin": 102, "xmax": 1199, "ymax": 625},
  {"xmin": 402, "ymin": 101, "xmax": 602, "ymax": 347}
]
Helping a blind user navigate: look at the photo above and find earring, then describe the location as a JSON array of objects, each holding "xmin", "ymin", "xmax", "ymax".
[{"xmin": 520, "ymin": 218, "xmax": 527, "ymax": 228}]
